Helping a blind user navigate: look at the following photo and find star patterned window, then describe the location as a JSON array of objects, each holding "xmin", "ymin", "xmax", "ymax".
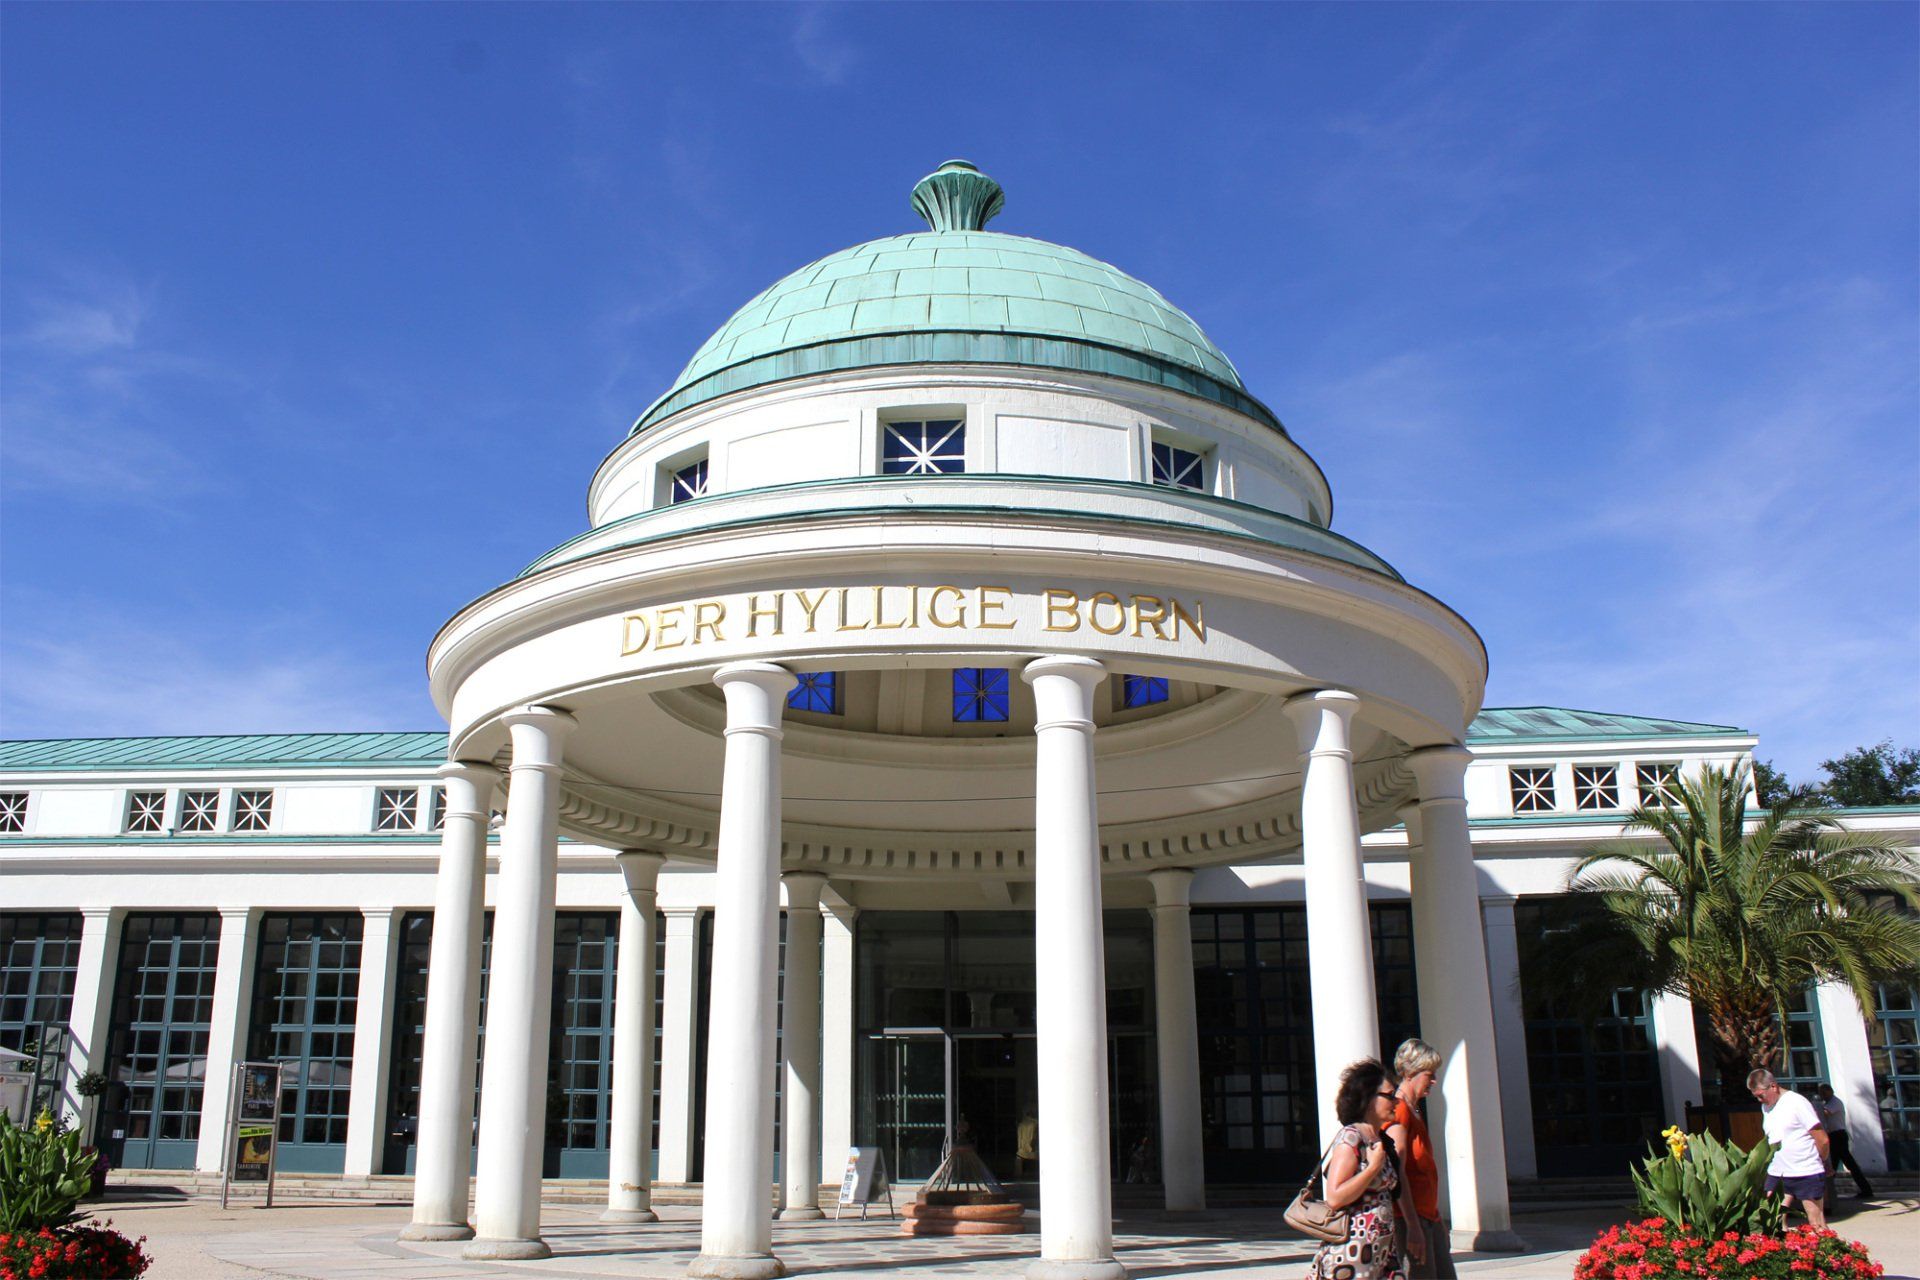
[
  {"xmin": 1509, "ymin": 765, "xmax": 1557, "ymax": 814},
  {"xmin": 232, "ymin": 789, "xmax": 275, "ymax": 833},
  {"xmin": 427, "ymin": 786, "xmax": 447, "ymax": 831},
  {"xmin": 787, "ymin": 671, "xmax": 841, "ymax": 715},
  {"xmin": 178, "ymin": 790, "xmax": 220, "ymax": 833},
  {"xmin": 952, "ymin": 668, "xmax": 1010, "ymax": 723},
  {"xmin": 1120, "ymin": 674, "xmax": 1169, "ymax": 708},
  {"xmin": 882, "ymin": 420, "xmax": 966, "ymax": 475},
  {"xmin": 1150, "ymin": 441, "xmax": 1206, "ymax": 492},
  {"xmin": 669, "ymin": 458, "xmax": 709, "ymax": 504},
  {"xmin": 1572, "ymin": 764, "xmax": 1619, "ymax": 811},
  {"xmin": 126, "ymin": 790, "xmax": 166, "ymax": 834},
  {"xmin": 0, "ymin": 792, "xmax": 25, "ymax": 833},
  {"xmin": 1637, "ymin": 762, "xmax": 1682, "ymax": 808},
  {"xmin": 375, "ymin": 787, "xmax": 419, "ymax": 832}
]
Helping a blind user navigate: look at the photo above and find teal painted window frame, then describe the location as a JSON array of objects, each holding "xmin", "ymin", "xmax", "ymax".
[
  {"xmin": 249, "ymin": 913, "xmax": 364, "ymax": 1173},
  {"xmin": 106, "ymin": 913, "xmax": 221, "ymax": 1170},
  {"xmin": 0, "ymin": 913, "xmax": 82, "ymax": 1057}
]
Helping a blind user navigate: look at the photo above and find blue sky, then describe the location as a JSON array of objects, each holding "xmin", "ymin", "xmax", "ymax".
[{"xmin": 3, "ymin": 2, "xmax": 1915, "ymax": 781}]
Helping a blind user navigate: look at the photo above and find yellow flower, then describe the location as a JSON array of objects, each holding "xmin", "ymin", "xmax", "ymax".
[
  {"xmin": 1661, "ymin": 1125, "xmax": 1688, "ymax": 1159},
  {"xmin": 33, "ymin": 1108, "xmax": 53, "ymax": 1133}
]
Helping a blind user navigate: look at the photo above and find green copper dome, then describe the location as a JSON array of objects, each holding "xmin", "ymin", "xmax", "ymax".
[{"xmin": 632, "ymin": 162, "xmax": 1278, "ymax": 434}]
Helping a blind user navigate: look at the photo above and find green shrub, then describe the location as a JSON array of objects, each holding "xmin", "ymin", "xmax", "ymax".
[
  {"xmin": 0, "ymin": 1112, "xmax": 96, "ymax": 1233},
  {"xmin": 1630, "ymin": 1125, "xmax": 1782, "ymax": 1237}
]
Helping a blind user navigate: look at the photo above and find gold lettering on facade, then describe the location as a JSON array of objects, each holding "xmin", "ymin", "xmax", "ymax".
[
  {"xmin": 836, "ymin": 586, "xmax": 871, "ymax": 631},
  {"xmin": 1044, "ymin": 589, "xmax": 1080, "ymax": 632},
  {"xmin": 746, "ymin": 593, "xmax": 784, "ymax": 638},
  {"xmin": 654, "ymin": 605, "xmax": 687, "ymax": 650},
  {"xmin": 1171, "ymin": 598, "xmax": 1206, "ymax": 642},
  {"xmin": 927, "ymin": 585, "xmax": 967, "ymax": 628},
  {"xmin": 977, "ymin": 585, "xmax": 1017, "ymax": 630},
  {"xmin": 872, "ymin": 585, "xmax": 910, "ymax": 631},
  {"xmin": 1130, "ymin": 595, "xmax": 1171, "ymax": 640},
  {"xmin": 694, "ymin": 601, "xmax": 727, "ymax": 644},
  {"xmin": 621, "ymin": 614, "xmax": 651, "ymax": 655},
  {"xmin": 795, "ymin": 589, "xmax": 830, "ymax": 632},
  {"xmin": 1086, "ymin": 591, "xmax": 1126, "ymax": 636}
]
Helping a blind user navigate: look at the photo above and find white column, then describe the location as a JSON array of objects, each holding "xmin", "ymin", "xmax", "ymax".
[
  {"xmin": 818, "ymin": 899, "xmax": 857, "ymax": 1186},
  {"xmin": 655, "ymin": 906, "xmax": 702, "ymax": 1185},
  {"xmin": 1023, "ymin": 655, "xmax": 1124, "ymax": 1280},
  {"xmin": 343, "ymin": 908, "xmax": 400, "ymax": 1178},
  {"xmin": 1813, "ymin": 981, "xmax": 1891, "ymax": 1174},
  {"xmin": 691, "ymin": 662, "xmax": 795, "ymax": 1280},
  {"xmin": 779, "ymin": 873, "xmax": 827, "ymax": 1220},
  {"xmin": 1407, "ymin": 745, "xmax": 1520, "ymax": 1251},
  {"xmin": 195, "ymin": 907, "xmax": 262, "ymax": 1173},
  {"xmin": 62, "ymin": 908, "xmax": 125, "ymax": 1138},
  {"xmin": 1283, "ymin": 689, "xmax": 1378, "ymax": 1147},
  {"xmin": 403, "ymin": 760, "xmax": 499, "ymax": 1241},
  {"xmin": 1479, "ymin": 895, "xmax": 1537, "ymax": 1181},
  {"xmin": 606, "ymin": 851, "xmax": 666, "ymax": 1223},
  {"xmin": 467, "ymin": 708, "xmax": 575, "ymax": 1261},
  {"xmin": 1148, "ymin": 869, "xmax": 1205, "ymax": 1212},
  {"xmin": 1650, "ymin": 993, "xmax": 1705, "ymax": 1129}
]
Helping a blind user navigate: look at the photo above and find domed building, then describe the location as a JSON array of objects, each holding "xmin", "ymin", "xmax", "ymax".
[
  {"xmin": 4, "ymin": 161, "xmax": 1908, "ymax": 1280},
  {"xmin": 418, "ymin": 159, "xmax": 1506, "ymax": 1278}
]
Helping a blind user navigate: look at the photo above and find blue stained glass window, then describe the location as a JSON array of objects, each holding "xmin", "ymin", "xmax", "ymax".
[
  {"xmin": 1151, "ymin": 441, "xmax": 1205, "ymax": 491},
  {"xmin": 670, "ymin": 458, "xmax": 709, "ymax": 504},
  {"xmin": 1121, "ymin": 674, "xmax": 1169, "ymax": 708},
  {"xmin": 788, "ymin": 671, "xmax": 841, "ymax": 714},
  {"xmin": 883, "ymin": 419, "xmax": 966, "ymax": 475},
  {"xmin": 952, "ymin": 668, "xmax": 1010, "ymax": 722}
]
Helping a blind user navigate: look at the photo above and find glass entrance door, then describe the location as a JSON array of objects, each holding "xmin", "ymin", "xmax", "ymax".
[{"xmin": 871, "ymin": 1034, "xmax": 947, "ymax": 1181}]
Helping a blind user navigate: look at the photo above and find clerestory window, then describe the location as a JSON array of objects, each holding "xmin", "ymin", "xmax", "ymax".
[
  {"xmin": 232, "ymin": 789, "xmax": 275, "ymax": 833},
  {"xmin": 951, "ymin": 668, "xmax": 1010, "ymax": 723},
  {"xmin": 1120, "ymin": 674, "xmax": 1170, "ymax": 709},
  {"xmin": 1150, "ymin": 441, "xmax": 1206, "ymax": 492},
  {"xmin": 0, "ymin": 792, "xmax": 25, "ymax": 833},
  {"xmin": 882, "ymin": 419, "xmax": 966, "ymax": 475},
  {"xmin": 178, "ymin": 790, "xmax": 220, "ymax": 833},
  {"xmin": 375, "ymin": 787, "xmax": 419, "ymax": 832},
  {"xmin": 788, "ymin": 671, "xmax": 841, "ymax": 715},
  {"xmin": 1572, "ymin": 764, "xmax": 1619, "ymax": 811},
  {"xmin": 1637, "ymin": 762, "xmax": 1682, "ymax": 808},
  {"xmin": 669, "ymin": 458, "xmax": 709, "ymax": 504},
  {"xmin": 126, "ymin": 790, "xmax": 167, "ymax": 834},
  {"xmin": 1509, "ymin": 765, "xmax": 1557, "ymax": 814}
]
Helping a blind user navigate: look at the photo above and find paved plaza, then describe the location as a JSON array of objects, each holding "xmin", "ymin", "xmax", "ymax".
[{"xmin": 87, "ymin": 1193, "xmax": 1918, "ymax": 1280}]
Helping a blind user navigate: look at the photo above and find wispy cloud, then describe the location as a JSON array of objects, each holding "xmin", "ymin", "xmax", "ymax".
[{"xmin": 789, "ymin": 3, "xmax": 858, "ymax": 88}]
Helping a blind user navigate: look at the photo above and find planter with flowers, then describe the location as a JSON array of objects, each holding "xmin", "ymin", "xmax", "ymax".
[
  {"xmin": 1573, "ymin": 1128, "xmax": 1883, "ymax": 1280},
  {"xmin": 0, "ymin": 1111, "xmax": 148, "ymax": 1279}
]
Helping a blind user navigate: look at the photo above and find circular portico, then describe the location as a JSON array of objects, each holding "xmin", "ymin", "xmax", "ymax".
[{"xmin": 407, "ymin": 161, "xmax": 1518, "ymax": 1277}]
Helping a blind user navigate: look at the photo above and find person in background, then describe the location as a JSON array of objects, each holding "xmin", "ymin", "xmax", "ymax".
[
  {"xmin": 1813, "ymin": 1082, "xmax": 1877, "ymax": 1201},
  {"xmin": 1307, "ymin": 1058, "xmax": 1406, "ymax": 1280},
  {"xmin": 1749, "ymin": 1068, "xmax": 1829, "ymax": 1228},
  {"xmin": 1387, "ymin": 1039, "xmax": 1447, "ymax": 1278}
]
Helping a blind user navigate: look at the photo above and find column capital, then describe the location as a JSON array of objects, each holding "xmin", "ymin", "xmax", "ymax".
[
  {"xmin": 615, "ymin": 850, "xmax": 667, "ymax": 894},
  {"xmin": 502, "ymin": 706, "xmax": 577, "ymax": 772},
  {"xmin": 1020, "ymin": 654, "xmax": 1107, "ymax": 687},
  {"xmin": 662, "ymin": 904, "xmax": 702, "ymax": 922},
  {"xmin": 218, "ymin": 905, "xmax": 256, "ymax": 923},
  {"xmin": 1481, "ymin": 893, "xmax": 1519, "ymax": 910},
  {"xmin": 361, "ymin": 907, "xmax": 397, "ymax": 925},
  {"xmin": 1409, "ymin": 743, "xmax": 1473, "ymax": 802},
  {"xmin": 1022, "ymin": 655, "xmax": 1106, "ymax": 733},
  {"xmin": 781, "ymin": 871, "xmax": 830, "ymax": 910},
  {"xmin": 79, "ymin": 906, "xmax": 121, "ymax": 922},
  {"xmin": 1147, "ymin": 866, "xmax": 1195, "ymax": 908},
  {"xmin": 714, "ymin": 661, "xmax": 795, "ymax": 738},
  {"xmin": 438, "ymin": 759, "xmax": 502, "ymax": 800},
  {"xmin": 1283, "ymin": 688, "xmax": 1360, "ymax": 755}
]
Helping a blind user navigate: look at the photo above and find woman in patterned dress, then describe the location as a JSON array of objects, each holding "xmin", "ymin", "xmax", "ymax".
[{"xmin": 1306, "ymin": 1058, "xmax": 1406, "ymax": 1280}]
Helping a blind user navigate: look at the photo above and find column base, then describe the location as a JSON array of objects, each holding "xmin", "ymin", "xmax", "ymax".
[
  {"xmin": 601, "ymin": 1207, "xmax": 660, "ymax": 1224},
  {"xmin": 398, "ymin": 1221, "xmax": 473, "ymax": 1242},
  {"xmin": 463, "ymin": 1237, "xmax": 552, "ymax": 1261},
  {"xmin": 777, "ymin": 1206, "xmax": 825, "ymax": 1221},
  {"xmin": 688, "ymin": 1253, "xmax": 787, "ymax": 1280},
  {"xmin": 1453, "ymin": 1228, "xmax": 1526, "ymax": 1252},
  {"xmin": 1028, "ymin": 1261, "xmax": 1127, "ymax": 1280}
]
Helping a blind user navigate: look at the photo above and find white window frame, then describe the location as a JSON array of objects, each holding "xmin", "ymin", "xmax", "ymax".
[
  {"xmin": 428, "ymin": 785, "xmax": 447, "ymax": 831},
  {"xmin": 880, "ymin": 414, "xmax": 967, "ymax": 475},
  {"xmin": 0, "ymin": 791, "xmax": 26, "ymax": 834},
  {"xmin": 375, "ymin": 786, "xmax": 420, "ymax": 832},
  {"xmin": 1149, "ymin": 438, "xmax": 1208, "ymax": 492},
  {"xmin": 1637, "ymin": 761, "xmax": 1683, "ymax": 808},
  {"xmin": 1572, "ymin": 763, "xmax": 1620, "ymax": 811},
  {"xmin": 1509, "ymin": 765, "xmax": 1557, "ymax": 814},
  {"xmin": 126, "ymin": 789, "xmax": 168, "ymax": 834},
  {"xmin": 177, "ymin": 789, "xmax": 220, "ymax": 833},
  {"xmin": 232, "ymin": 788, "xmax": 275, "ymax": 833}
]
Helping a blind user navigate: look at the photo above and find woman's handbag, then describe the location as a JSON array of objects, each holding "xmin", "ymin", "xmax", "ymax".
[{"xmin": 1282, "ymin": 1136, "xmax": 1350, "ymax": 1243}]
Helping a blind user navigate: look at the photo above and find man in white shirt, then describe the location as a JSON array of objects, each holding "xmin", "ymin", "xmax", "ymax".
[{"xmin": 1748, "ymin": 1068, "xmax": 1830, "ymax": 1228}]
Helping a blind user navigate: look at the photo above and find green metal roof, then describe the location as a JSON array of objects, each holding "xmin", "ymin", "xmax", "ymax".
[
  {"xmin": 0, "ymin": 708, "xmax": 1750, "ymax": 774},
  {"xmin": 1466, "ymin": 707, "xmax": 1749, "ymax": 743},
  {"xmin": 0, "ymin": 731, "xmax": 449, "ymax": 773},
  {"xmin": 633, "ymin": 161, "xmax": 1270, "ymax": 434}
]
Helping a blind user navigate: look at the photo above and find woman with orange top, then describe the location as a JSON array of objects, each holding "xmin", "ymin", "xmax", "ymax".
[{"xmin": 1386, "ymin": 1039, "xmax": 1450, "ymax": 1279}]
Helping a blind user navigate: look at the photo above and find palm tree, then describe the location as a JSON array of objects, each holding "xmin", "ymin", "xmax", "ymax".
[{"xmin": 1558, "ymin": 762, "xmax": 1920, "ymax": 1088}]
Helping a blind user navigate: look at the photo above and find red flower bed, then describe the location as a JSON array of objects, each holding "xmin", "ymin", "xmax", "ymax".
[
  {"xmin": 1576, "ymin": 1218, "xmax": 1883, "ymax": 1280},
  {"xmin": 0, "ymin": 1224, "xmax": 151, "ymax": 1279}
]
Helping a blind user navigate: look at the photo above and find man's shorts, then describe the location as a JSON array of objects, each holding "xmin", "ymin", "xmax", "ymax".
[{"xmin": 1765, "ymin": 1172, "xmax": 1828, "ymax": 1201}]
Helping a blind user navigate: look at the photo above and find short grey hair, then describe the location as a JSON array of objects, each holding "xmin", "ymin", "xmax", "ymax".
[
  {"xmin": 1395, "ymin": 1038, "xmax": 1443, "ymax": 1078},
  {"xmin": 1746, "ymin": 1068, "xmax": 1779, "ymax": 1091}
]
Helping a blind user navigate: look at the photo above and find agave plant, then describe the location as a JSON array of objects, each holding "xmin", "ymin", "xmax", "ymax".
[{"xmin": 1631, "ymin": 1128, "xmax": 1782, "ymax": 1236}]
